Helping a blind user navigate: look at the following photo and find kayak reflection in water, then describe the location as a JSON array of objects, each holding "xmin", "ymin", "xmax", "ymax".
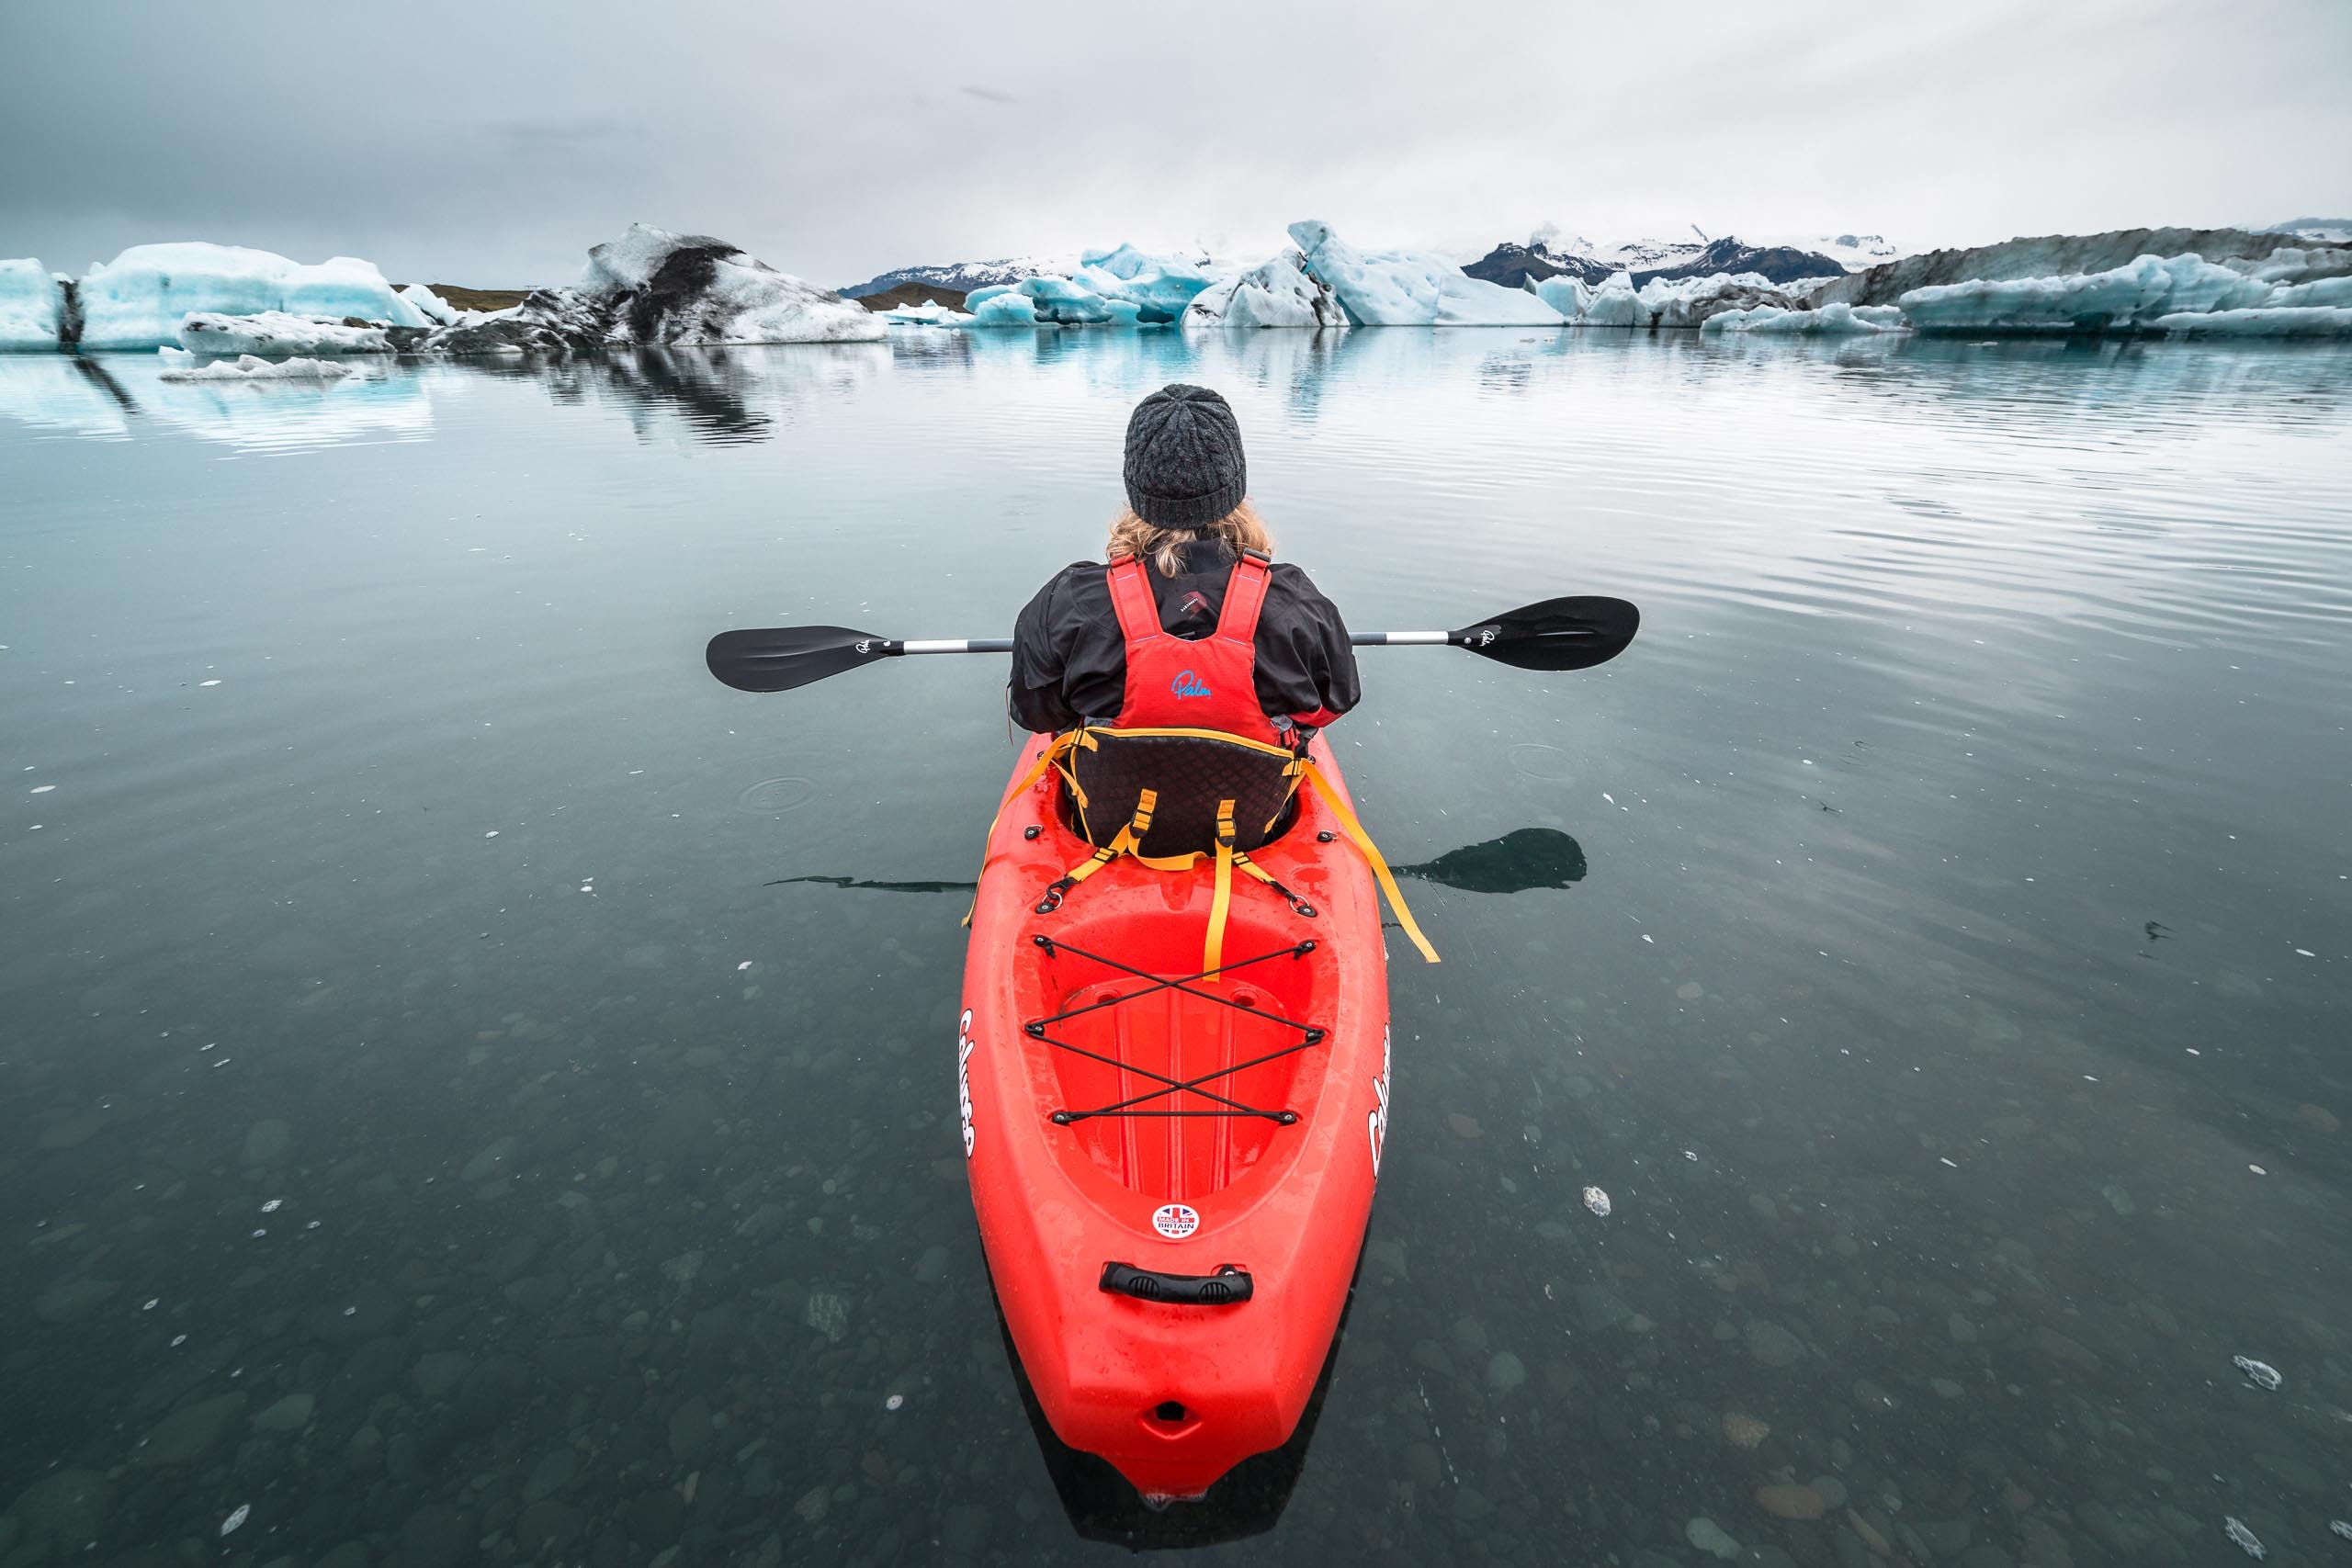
[{"xmin": 1007, "ymin": 383, "xmax": 1359, "ymax": 743}]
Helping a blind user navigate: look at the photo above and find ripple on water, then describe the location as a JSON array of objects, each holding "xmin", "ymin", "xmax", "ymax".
[{"xmin": 735, "ymin": 776, "xmax": 815, "ymax": 815}]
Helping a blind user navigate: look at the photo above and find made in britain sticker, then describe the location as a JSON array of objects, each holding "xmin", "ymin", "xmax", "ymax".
[{"xmin": 1151, "ymin": 1203, "xmax": 1200, "ymax": 1239}]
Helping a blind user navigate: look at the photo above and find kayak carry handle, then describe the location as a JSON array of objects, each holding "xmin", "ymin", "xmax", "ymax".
[{"xmin": 1100, "ymin": 1261, "xmax": 1254, "ymax": 1305}]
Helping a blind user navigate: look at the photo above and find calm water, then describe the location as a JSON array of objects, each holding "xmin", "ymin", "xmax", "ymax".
[{"xmin": 3, "ymin": 332, "xmax": 2347, "ymax": 1567}]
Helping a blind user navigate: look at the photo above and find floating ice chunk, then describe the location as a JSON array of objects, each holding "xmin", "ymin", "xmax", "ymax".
[
  {"xmin": 1184, "ymin": 250, "xmax": 1348, "ymax": 328},
  {"xmin": 397, "ymin": 283, "xmax": 460, "ymax": 325},
  {"xmin": 876, "ymin": 299, "xmax": 972, "ymax": 327},
  {"xmin": 157, "ymin": 353, "xmax": 354, "ymax": 383},
  {"xmin": 178, "ymin": 311, "xmax": 391, "ymax": 356},
  {"xmin": 2223, "ymin": 1517, "xmax": 2264, "ymax": 1559},
  {"xmin": 2153, "ymin": 305, "xmax": 2352, "ymax": 336},
  {"xmin": 1579, "ymin": 273, "xmax": 1645, "ymax": 327},
  {"xmin": 1, "ymin": 258, "xmax": 68, "ymax": 350},
  {"xmin": 1703, "ymin": 302, "xmax": 1907, "ymax": 335},
  {"xmin": 220, "ymin": 1505, "xmax": 250, "ymax": 1536},
  {"xmin": 1582, "ymin": 1186, "xmax": 1611, "ymax": 1216},
  {"xmin": 2233, "ymin": 1355, "xmax": 2281, "ymax": 1390},
  {"xmin": 283, "ymin": 257, "xmax": 428, "ymax": 325},
  {"xmin": 260, "ymin": 1198, "xmax": 283, "ymax": 1213},
  {"xmin": 1287, "ymin": 220, "xmax": 1565, "ymax": 326},
  {"xmin": 885, "ymin": 1393, "xmax": 904, "ymax": 1411},
  {"xmin": 737, "ymin": 961, "xmax": 752, "ymax": 971},
  {"xmin": 1898, "ymin": 254, "xmax": 2272, "ymax": 333},
  {"xmin": 76, "ymin": 243, "xmax": 424, "ymax": 349},
  {"xmin": 1527, "ymin": 275, "xmax": 1593, "ymax": 318},
  {"xmin": 963, "ymin": 288, "xmax": 1040, "ymax": 327},
  {"xmin": 29, "ymin": 784, "xmax": 54, "ymax": 794},
  {"xmin": 2330, "ymin": 1519, "xmax": 2352, "ymax": 1541},
  {"xmin": 1016, "ymin": 275, "xmax": 1116, "ymax": 325},
  {"xmin": 1070, "ymin": 243, "xmax": 1217, "ymax": 320}
]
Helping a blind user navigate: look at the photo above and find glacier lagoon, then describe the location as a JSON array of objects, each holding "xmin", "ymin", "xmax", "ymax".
[{"xmin": 3, "ymin": 330, "xmax": 2349, "ymax": 1564}]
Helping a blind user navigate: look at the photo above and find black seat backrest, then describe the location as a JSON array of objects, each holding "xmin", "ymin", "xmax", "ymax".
[{"xmin": 1065, "ymin": 728, "xmax": 1300, "ymax": 858}]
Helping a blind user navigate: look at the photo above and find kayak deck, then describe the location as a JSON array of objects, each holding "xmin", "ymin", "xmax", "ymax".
[
  {"xmin": 961, "ymin": 731, "xmax": 1388, "ymax": 1502},
  {"xmin": 1028, "ymin": 922, "xmax": 1329, "ymax": 1202}
]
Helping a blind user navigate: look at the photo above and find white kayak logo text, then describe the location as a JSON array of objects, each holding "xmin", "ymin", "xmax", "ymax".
[
  {"xmin": 956, "ymin": 1008, "xmax": 977, "ymax": 1158},
  {"xmin": 1367, "ymin": 1026, "xmax": 1392, "ymax": 1177}
]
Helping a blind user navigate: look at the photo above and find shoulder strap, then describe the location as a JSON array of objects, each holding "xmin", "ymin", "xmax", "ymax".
[
  {"xmin": 1104, "ymin": 557, "xmax": 1162, "ymax": 645},
  {"xmin": 1215, "ymin": 554, "xmax": 1272, "ymax": 647}
]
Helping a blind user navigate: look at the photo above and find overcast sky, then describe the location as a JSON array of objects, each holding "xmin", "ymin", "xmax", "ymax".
[{"xmin": 3, "ymin": 0, "xmax": 2345, "ymax": 288}]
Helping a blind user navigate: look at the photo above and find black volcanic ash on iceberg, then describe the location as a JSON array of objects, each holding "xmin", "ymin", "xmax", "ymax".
[{"xmin": 422, "ymin": 225, "xmax": 884, "ymax": 355}]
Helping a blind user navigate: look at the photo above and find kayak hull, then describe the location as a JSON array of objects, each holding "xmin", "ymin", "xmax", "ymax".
[{"xmin": 959, "ymin": 731, "xmax": 1390, "ymax": 1501}]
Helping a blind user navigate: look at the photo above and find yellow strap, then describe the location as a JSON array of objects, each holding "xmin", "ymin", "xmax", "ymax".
[
  {"xmin": 1300, "ymin": 762, "xmax": 1441, "ymax": 964},
  {"xmin": 1060, "ymin": 787, "xmax": 1159, "ymax": 886},
  {"xmin": 1204, "ymin": 799, "xmax": 1238, "ymax": 981}
]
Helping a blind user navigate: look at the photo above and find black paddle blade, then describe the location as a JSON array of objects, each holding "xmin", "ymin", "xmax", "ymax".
[
  {"xmin": 1452, "ymin": 595, "xmax": 1639, "ymax": 672},
  {"xmin": 706, "ymin": 626, "xmax": 895, "ymax": 693}
]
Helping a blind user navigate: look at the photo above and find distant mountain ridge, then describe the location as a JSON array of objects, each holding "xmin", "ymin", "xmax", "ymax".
[
  {"xmin": 1462, "ymin": 234, "xmax": 1854, "ymax": 290},
  {"xmin": 841, "ymin": 256, "xmax": 1073, "ymax": 298}
]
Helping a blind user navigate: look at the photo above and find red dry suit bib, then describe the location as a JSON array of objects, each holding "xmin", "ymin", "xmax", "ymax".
[{"xmin": 1104, "ymin": 552, "xmax": 1285, "ymax": 746}]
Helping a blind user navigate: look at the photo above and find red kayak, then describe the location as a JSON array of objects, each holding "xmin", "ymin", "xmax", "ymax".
[{"xmin": 958, "ymin": 728, "xmax": 1407, "ymax": 1503}]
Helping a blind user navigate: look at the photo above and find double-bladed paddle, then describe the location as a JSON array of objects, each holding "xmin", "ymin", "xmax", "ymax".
[{"xmin": 706, "ymin": 594, "xmax": 1638, "ymax": 694}]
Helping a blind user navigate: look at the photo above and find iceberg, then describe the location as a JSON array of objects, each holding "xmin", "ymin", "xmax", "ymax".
[
  {"xmin": 2150, "ymin": 306, "xmax": 2352, "ymax": 337},
  {"xmin": 1183, "ymin": 250, "xmax": 1348, "ymax": 328},
  {"xmin": 76, "ymin": 243, "xmax": 427, "ymax": 349},
  {"xmin": 156, "ymin": 350, "xmax": 354, "ymax": 382},
  {"xmin": 1895, "ymin": 254, "xmax": 2274, "ymax": 333},
  {"xmin": 1017, "ymin": 274, "xmax": 1117, "ymax": 325},
  {"xmin": 2, "ymin": 258, "xmax": 70, "ymax": 350},
  {"xmin": 877, "ymin": 299, "xmax": 973, "ymax": 327},
  {"xmin": 177, "ymin": 311, "xmax": 392, "ymax": 356},
  {"xmin": 1577, "ymin": 273, "xmax": 1645, "ymax": 327},
  {"xmin": 397, "ymin": 284, "xmax": 461, "ymax": 326},
  {"xmin": 1814, "ymin": 226, "xmax": 2338, "ymax": 309},
  {"xmin": 1702, "ymin": 302, "xmax": 1907, "ymax": 334},
  {"xmin": 417, "ymin": 224, "xmax": 885, "ymax": 353},
  {"xmin": 963, "ymin": 287, "xmax": 1041, "ymax": 327},
  {"xmin": 1067, "ymin": 243, "xmax": 1217, "ymax": 321},
  {"xmin": 1287, "ymin": 220, "xmax": 1565, "ymax": 325},
  {"xmin": 1634, "ymin": 273, "xmax": 1795, "ymax": 328},
  {"xmin": 1526, "ymin": 275, "xmax": 1593, "ymax": 320}
]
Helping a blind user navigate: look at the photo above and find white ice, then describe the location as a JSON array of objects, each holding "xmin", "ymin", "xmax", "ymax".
[
  {"xmin": 877, "ymin": 299, "xmax": 973, "ymax": 327},
  {"xmin": 77, "ymin": 243, "xmax": 426, "ymax": 349},
  {"xmin": 1702, "ymin": 302, "xmax": 1907, "ymax": 335},
  {"xmin": 2151, "ymin": 305, "xmax": 2352, "ymax": 336},
  {"xmin": 397, "ymin": 284, "xmax": 460, "ymax": 325},
  {"xmin": 1183, "ymin": 250, "xmax": 1348, "ymax": 328},
  {"xmin": 1287, "ymin": 220, "xmax": 1564, "ymax": 326},
  {"xmin": 1897, "ymin": 254, "xmax": 2274, "ymax": 333},
  {"xmin": 177, "ymin": 311, "xmax": 391, "ymax": 356},
  {"xmin": 1, "ymin": 258, "xmax": 67, "ymax": 351},
  {"xmin": 157, "ymin": 351, "xmax": 356, "ymax": 382}
]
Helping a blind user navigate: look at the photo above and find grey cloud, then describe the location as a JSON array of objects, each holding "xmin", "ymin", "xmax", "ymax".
[{"xmin": 0, "ymin": 0, "xmax": 2344, "ymax": 290}]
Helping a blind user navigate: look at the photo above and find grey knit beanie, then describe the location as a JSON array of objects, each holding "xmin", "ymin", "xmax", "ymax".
[{"xmin": 1123, "ymin": 384, "xmax": 1246, "ymax": 529}]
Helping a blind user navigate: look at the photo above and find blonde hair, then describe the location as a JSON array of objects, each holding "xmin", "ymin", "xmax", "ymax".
[{"xmin": 1105, "ymin": 500, "xmax": 1272, "ymax": 576}]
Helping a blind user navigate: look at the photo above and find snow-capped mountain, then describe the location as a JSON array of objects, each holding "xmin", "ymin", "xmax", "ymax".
[
  {"xmin": 2264, "ymin": 217, "xmax": 2352, "ymax": 244},
  {"xmin": 841, "ymin": 255, "xmax": 1077, "ymax": 299},
  {"xmin": 1464, "ymin": 232, "xmax": 1859, "ymax": 291}
]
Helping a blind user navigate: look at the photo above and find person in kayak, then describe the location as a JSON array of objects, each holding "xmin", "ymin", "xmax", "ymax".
[{"xmin": 1008, "ymin": 383, "xmax": 1358, "ymax": 744}]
